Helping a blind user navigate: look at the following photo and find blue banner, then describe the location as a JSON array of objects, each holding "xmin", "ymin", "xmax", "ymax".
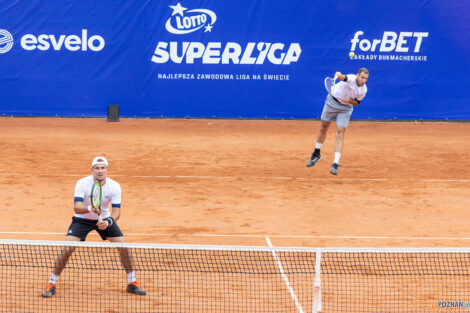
[{"xmin": 0, "ymin": 1, "xmax": 468, "ymax": 119}]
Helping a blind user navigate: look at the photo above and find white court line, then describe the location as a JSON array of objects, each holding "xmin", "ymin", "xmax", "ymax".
[
  {"xmin": 0, "ymin": 172, "xmax": 469, "ymax": 182},
  {"xmin": 266, "ymin": 236, "xmax": 304, "ymax": 313},
  {"xmin": 2, "ymin": 231, "xmax": 470, "ymax": 240}
]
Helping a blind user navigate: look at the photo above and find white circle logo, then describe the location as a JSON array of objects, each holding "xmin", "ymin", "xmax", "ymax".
[
  {"xmin": 0, "ymin": 29, "xmax": 14, "ymax": 54},
  {"xmin": 165, "ymin": 3, "xmax": 217, "ymax": 35}
]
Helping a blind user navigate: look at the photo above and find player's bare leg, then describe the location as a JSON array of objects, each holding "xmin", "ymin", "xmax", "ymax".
[
  {"xmin": 42, "ymin": 236, "xmax": 80, "ymax": 297},
  {"xmin": 108, "ymin": 236, "xmax": 134, "ymax": 273},
  {"xmin": 334, "ymin": 126, "xmax": 346, "ymax": 154},
  {"xmin": 307, "ymin": 120, "xmax": 331, "ymax": 167},
  {"xmin": 316, "ymin": 120, "xmax": 331, "ymax": 144},
  {"xmin": 330, "ymin": 125, "xmax": 346, "ymax": 175},
  {"xmin": 53, "ymin": 236, "xmax": 80, "ymax": 275},
  {"xmin": 108, "ymin": 236, "xmax": 146, "ymax": 295}
]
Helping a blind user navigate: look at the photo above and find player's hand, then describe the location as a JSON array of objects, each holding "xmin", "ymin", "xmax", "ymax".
[
  {"xmin": 334, "ymin": 72, "xmax": 341, "ymax": 79},
  {"xmin": 91, "ymin": 206, "xmax": 101, "ymax": 215},
  {"xmin": 341, "ymin": 97, "xmax": 358, "ymax": 106},
  {"xmin": 97, "ymin": 220, "xmax": 108, "ymax": 230}
]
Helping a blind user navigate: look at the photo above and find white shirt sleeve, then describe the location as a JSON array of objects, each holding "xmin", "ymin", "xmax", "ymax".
[
  {"xmin": 111, "ymin": 182, "xmax": 122, "ymax": 206},
  {"xmin": 74, "ymin": 179, "xmax": 86, "ymax": 199},
  {"xmin": 345, "ymin": 74, "xmax": 356, "ymax": 84}
]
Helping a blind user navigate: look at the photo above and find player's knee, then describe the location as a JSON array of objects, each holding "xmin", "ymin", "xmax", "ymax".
[
  {"xmin": 320, "ymin": 121, "xmax": 330, "ymax": 130},
  {"xmin": 108, "ymin": 236, "xmax": 126, "ymax": 243},
  {"xmin": 336, "ymin": 127, "xmax": 346, "ymax": 135}
]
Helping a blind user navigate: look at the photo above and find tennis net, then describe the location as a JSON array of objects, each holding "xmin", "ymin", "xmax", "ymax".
[{"xmin": 1, "ymin": 240, "xmax": 470, "ymax": 312}]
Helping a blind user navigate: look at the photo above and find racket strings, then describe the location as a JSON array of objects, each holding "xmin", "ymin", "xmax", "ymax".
[
  {"xmin": 91, "ymin": 183, "xmax": 102, "ymax": 209},
  {"xmin": 325, "ymin": 78, "xmax": 336, "ymax": 94}
]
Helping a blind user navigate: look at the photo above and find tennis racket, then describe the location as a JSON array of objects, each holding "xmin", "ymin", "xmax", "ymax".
[
  {"xmin": 324, "ymin": 76, "xmax": 337, "ymax": 96},
  {"xmin": 90, "ymin": 181, "xmax": 102, "ymax": 222}
]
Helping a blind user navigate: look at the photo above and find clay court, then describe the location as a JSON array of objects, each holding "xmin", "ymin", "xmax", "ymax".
[
  {"xmin": 1, "ymin": 118, "xmax": 470, "ymax": 312},
  {"xmin": 1, "ymin": 117, "xmax": 469, "ymax": 246}
]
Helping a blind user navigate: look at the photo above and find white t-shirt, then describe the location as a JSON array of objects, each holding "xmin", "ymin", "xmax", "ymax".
[
  {"xmin": 332, "ymin": 74, "xmax": 367, "ymax": 106},
  {"xmin": 74, "ymin": 175, "xmax": 121, "ymax": 220}
]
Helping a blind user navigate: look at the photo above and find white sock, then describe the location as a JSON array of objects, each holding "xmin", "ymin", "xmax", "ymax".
[
  {"xmin": 127, "ymin": 271, "xmax": 136, "ymax": 284},
  {"xmin": 49, "ymin": 273, "xmax": 58, "ymax": 285},
  {"xmin": 334, "ymin": 152, "xmax": 341, "ymax": 164},
  {"xmin": 315, "ymin": 142, "xmax": 322, "ymax": 149}
]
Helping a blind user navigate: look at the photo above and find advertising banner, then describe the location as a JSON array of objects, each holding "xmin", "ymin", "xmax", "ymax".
[{"xmin": 0, "ymin": 1, "xmax": 468, "ymax": 119}]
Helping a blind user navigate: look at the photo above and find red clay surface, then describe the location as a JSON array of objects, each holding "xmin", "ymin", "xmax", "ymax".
[
  {"xmin": 0, "ymin": 117, "xmax": 469, "ymax": 248},
  {"xmin": 1, "ymin": 117, "xmax": 470, "ymax": 312}
]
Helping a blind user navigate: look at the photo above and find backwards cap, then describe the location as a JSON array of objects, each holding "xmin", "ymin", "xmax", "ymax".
[{"xmin": 92, "ymin": 156, "xmax": 108, "ymax": 168}]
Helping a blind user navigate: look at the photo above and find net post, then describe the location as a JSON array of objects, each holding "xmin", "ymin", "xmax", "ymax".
[{"xmin": 312, "ymin": 249, "xmax": 322, "ymax": 313}]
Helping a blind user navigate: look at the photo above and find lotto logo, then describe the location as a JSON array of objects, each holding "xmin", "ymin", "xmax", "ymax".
[
  {"xmin": 0, "ymin": 29, "xmax": 14, "ymax": 54},
  {"xmin": 153, "ymin": 3, "xmax": 302, "ymax": 65},
  {"xmin": 165, "ymin": 2, "xmax": 217, "ymax": 34}
]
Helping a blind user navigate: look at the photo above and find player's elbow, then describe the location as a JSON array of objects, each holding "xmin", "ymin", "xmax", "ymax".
[
  {"xmin": 73, "ymin": 202, "xmax": 85, "ymax": 214},
  {"xmin": 111, "ymin": 208, "xmax": 121, "ymax": 221}
]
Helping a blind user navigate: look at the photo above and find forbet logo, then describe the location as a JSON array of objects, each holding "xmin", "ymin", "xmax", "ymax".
[
  {"xmin": 0, "ymin": 29, "xmax": 14, "ymax": 54},
  {"xmin": 165, "ymin": 2, "xmax": 217, "ymax": 34},
  {"xmin": 348, "ymin": 30, "xmax": 429, "ymax": 62},
  {"xmin": 350, "ymin": 31, "xmax": 428, "ymax": 53}
]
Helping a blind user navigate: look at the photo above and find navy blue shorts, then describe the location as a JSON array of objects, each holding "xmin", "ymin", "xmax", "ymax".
[{"xmin": 66, "ymin": 216, "xmax": 124, "ymax": 241}]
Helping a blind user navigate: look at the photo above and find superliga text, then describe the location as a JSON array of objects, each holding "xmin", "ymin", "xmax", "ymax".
[{"xmin": 151, "ymin": 42, "xmax": 301, "ymax": 65}]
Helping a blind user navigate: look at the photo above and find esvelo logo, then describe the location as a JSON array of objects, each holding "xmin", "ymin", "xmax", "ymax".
[
  {"xmin": 0, "ymin": 29, "xmax": 14, "ymax": 54},
  {"xmin": 20, "ymin": 29, "xmax": 105, "ymax": 51},
  {"xmin": 165, "ymin": 2, "xmax": 216, "ymax": 34}
]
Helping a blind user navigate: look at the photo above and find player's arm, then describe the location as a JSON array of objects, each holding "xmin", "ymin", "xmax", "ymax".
[
  {"xmin": 73, "ymin": 181, "xmax": 99, "ymax": 214},
  {"xmin": 97, "ymin": 203, "xmax": 120, "ymax": 230},
  {"xmin": 109, "ymin": 204, "xmax": 121, "ymax": 223},
  {"xmin": 334, "ymin": 72, "xmax": 348, "ymax": 82},
  {"xmin": 108, "ymin": 183, "xmax": 122, "ymax": 224},
  {"xmin": 97, "ymin": 184, "xmax": 122, "ymax": 229},
  {"xmin": 341, "ymin": 92, "xmax": 365, "ymax": 106},
  {"xmin": 341, "ymin": 98, "xmax": 360, "ymax": 106},
  {"xmin": 73, "ymin": 200, "xmax": 99, "ymax": 214},
  {"xmin": 74, "ymin": 200, "xmax": 88, "ymax": 214}
]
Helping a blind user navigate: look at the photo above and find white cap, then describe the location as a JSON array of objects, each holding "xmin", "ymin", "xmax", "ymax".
[{"xmin": 92, "ymin": 156, "xmax": 108, "ymax": 168}]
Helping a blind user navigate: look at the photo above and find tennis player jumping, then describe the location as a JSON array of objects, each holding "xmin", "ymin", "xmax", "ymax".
[
  {"xmin": 306, "ymin": 68, "xmax": 369, "ymax": 175},
  {"xmin": 42, "ymin": 157, "xmax": 146, "ymax": 297}
]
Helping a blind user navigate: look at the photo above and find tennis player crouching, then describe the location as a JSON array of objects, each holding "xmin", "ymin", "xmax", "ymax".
[
  {"xmin": 306, "ymin": 68, "xmax": 369, "ymax": 175},
  {"xmin": 42, "ymin": 157, "xmax": 146, "ymax": 297}
]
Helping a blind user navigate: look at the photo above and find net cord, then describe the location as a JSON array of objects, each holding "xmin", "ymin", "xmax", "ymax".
[
  {"xmin": 0, "ymin": 239, "xmax": 319, "ymax": 251},
  {"xmin": 2, "ymin": 239, "xmax": 470, "ymax": 253}
]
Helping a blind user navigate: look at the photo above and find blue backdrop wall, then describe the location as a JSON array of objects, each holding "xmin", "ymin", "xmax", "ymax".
[{"xmin": 0, "ymin": 0, "xmax": 468, "ymax": 119}]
